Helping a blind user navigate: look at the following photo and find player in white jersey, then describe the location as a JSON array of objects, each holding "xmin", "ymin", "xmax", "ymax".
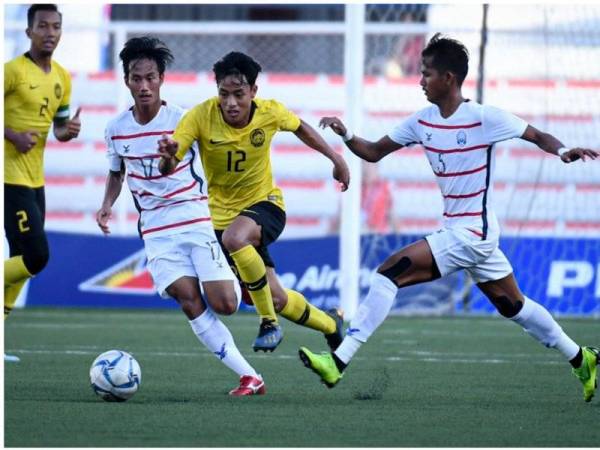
[
  {"xmin": 299, "ymin": 34, "xmax": 599, "ymax": 402},
  {"xmin": 96, "ymin": 37, "xmax": 265, "ymax": 396}
]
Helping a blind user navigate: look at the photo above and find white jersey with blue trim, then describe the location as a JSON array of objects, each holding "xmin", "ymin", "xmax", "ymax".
[
  {"xmin": 104, "ymin": 102, "xmax": 212, "ymax": 239},
  {"xmin": 388, "ymin": 100, "xmax": 527, "ymax": 239}
]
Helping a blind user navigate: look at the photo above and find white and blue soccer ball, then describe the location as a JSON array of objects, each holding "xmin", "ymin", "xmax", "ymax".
[{"xmin": 89, "ymin": 350, "xmax": 141, "ymax": 402}]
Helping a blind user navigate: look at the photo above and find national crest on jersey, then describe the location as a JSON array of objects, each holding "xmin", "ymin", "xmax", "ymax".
[
  {"xmin": 104, "ymin": 102, "xmax": 212, "ymax": 239},
  {"xmin": 389, "ymin": 101, "xmax": 527, "ymax": 239}
]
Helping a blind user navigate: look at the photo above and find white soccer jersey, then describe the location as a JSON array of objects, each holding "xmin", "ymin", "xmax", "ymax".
[
  {"xmin": 389, "ymin": 100, "xmax": 527, "ymax": 239},
  {"xmin": 104, "ymin": 102, "xmax": 212, "ymax": 239}
]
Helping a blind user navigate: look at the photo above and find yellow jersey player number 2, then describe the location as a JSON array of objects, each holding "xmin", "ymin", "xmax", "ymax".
[{"xmin": 4, "ymin": 4, "xmax": 82, "ymax": 363}]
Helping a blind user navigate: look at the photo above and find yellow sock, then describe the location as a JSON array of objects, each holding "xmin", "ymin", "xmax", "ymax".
[
  {"xmin": 280, "ymin": 289, "xmax": 336, "ymax": 334},
  {"xmin": 5, "ymin": 279, "xmax": 27, "ymax": 319},
  {"xmin": 5, "ymin": 255, "xmax": 32, "ymax": 285},
  {"xmin": 229, "ymin": 245, "xmax": 277, "ymax": 322}
]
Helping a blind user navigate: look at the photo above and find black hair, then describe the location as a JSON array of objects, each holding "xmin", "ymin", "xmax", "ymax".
[
  {"xmin": 27, "ymin": 4, "xmax": 61, "ymax": 28},
  {"xmin": 119, "ymin": 36, "xmax": 174, "ymax": 79},
  {"xmin": 213, "ymin": 51, "xmax": 262, "ymax": 86},
  {"xmin": 421, "ymin": 33, "xmax": 469, "ymax": 86}
]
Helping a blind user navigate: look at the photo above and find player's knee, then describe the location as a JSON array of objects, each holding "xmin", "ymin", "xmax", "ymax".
[
  {"xmin": 378, "ymin": 256, "xmax": 411, "ymax": 284},
  {"xmin": 22, "ymin": 236, "xmax": 50, "ymax": 275},
  {"xmin": 221, "ymin": 229, "xmax": 248, "ymax": 253},
  {"xmin": 490, "ymin": 295, "xmax": 523, "ymax": 318},
  {"xmin": 210, "ymin": 294, "xmax": 238, "ymax": 316}
]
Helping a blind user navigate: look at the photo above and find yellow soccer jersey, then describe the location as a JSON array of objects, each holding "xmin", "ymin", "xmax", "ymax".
[
  {"xmin": 4, "ymin": 54, "xmax": 72, "ymax": 187},
  {"xmin": 173, "ymin": 97, "xmax": 301, "ymax": 229}
]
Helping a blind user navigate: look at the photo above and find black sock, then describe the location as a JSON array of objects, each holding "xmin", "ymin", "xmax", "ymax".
[
  {"xmin": 332, "ymin": 353, "xmax": 347, "ymax": 372},
  {"xmin": 569, "ymin": 347, "xmax": 583, "ymax": 369}
]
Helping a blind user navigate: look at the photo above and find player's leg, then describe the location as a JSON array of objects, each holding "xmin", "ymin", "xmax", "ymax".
[
  {"xmin": 267, "ymin": 268, "xmax": 343, "ymax": 351},
  {"xmin": 200, "ymin": 279, "xmax": 265, "ymax": 395},
  {"xmin": 147, "ymin": 238, "xmax": 264, "ymax": 396},
  {"xmin": 299, "ymin": 238, "xmax": 441, "ymax": 387},
  {"xmin": 4, "ymin": 185, "xmax": 49, "ymax": 319},
  {"xmin": 475, "ymin": 254, "xmax": 598, "ymax": 402},
  {"xmin": 189, "ymin": 235, "xmax": 265, "ymax": 395},
  {"xmin": 220, "ymin": 201, "xmax": 286, "ymax": 351},
  {"xmin": 221, "ymin": 216, "xmax": 278, "ymax": 317}
]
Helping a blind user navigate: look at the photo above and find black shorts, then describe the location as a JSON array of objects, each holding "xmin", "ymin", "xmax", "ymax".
[
  {"xmin": 215, "ymin": 201, "xmax": 286, "ymax": 269},
  {"xmin": 4, "ymin": 184, "xmax": 46, "ymax": 257}
]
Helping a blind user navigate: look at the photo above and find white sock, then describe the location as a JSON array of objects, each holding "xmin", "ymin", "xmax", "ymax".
[
  {"xmin": 334, "ymin": 272, "xmax": 397, "ymax": 364},
  {"xmin": 189, "ymin": 310, "xmax": 258, "ymax": 377},
  {"xmin": 510, "ymin": 296, "xmax": 580, "ymax": 360}
]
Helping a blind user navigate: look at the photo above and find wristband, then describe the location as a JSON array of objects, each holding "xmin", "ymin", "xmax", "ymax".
[
  {"xmin": 557, "ymin": 147, "xmax": 570, "ymax": 156},
  {"xmin": 342, "ymin": 130, "xmax": 354, "ymax": 142}
]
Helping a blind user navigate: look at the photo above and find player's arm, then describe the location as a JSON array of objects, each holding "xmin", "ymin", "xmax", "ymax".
[
  {"xmin": 4, "ymin": 127, "xmax": 41, "ymax": 153},
  {"xmin": 319, "ymin": 116, "xmax": 402, "ymax": 163},
  {"xmin": 53, "ymin": 107, "xmax": 82, "ymax": 142},
  {"xmin": 96, "ymin": 164, "xmax": 125, "ymax": 235},
  {"xmin": 294, "ymin": 119, "xmax": 350, "ymax": 191},
  {"xmin": 521, "ymin": 125, "xmax": 598, "ymax": 163}
]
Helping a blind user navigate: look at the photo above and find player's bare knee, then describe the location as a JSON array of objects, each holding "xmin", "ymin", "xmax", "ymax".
[
  {"xmin": 378, "ymin": 256, "xmax": 411, "ymax": 284},
  {"xmin": 210, "ymin": 294, "xmax": 238, "ymax": 316},
  {"xmin": 490, "ymin": 295, "xmax": 523, "ymax": 318},
  {"xmin": 221, "ymin": 229, "xmax": 248, "ymax": 253}
]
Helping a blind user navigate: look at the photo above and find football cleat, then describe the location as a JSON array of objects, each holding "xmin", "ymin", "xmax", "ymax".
[
  {"xmin": 298, "ymin": 346, "xmax": 342, "ymax": 388},
  {"xmin": 572, "ymin": 346, "xmax": 599, "ymax": 402},
  {"xmin": 252, "ymin": 319, "xmax": 283, "ymax": 352},
  {"xmin": 324, "ymin": 308, "xmax": 344, "ymax": 351},
  {"xmin": 4, "ymin": 354, "xmax": 20, "ymax": 363},
  {"xmin": 229, "ymin": 375, "xmax": 266, "ymax": 396}
]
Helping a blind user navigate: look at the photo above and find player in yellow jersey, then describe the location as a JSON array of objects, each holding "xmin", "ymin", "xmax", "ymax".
[
  {"xmin": 158, "ymin": 51, "xmax": 350, "ymax": 352},
  {"xmin": 4, "ymin": 4, "xmax": 81, "ymax": 362}
]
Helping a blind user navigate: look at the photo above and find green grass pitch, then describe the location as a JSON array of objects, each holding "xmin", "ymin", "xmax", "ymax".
[{"xmin": 4, "ymin": 308, "xmax": 599, "ymax": 447}]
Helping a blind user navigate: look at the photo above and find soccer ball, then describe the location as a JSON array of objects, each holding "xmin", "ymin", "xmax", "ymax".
[{"xmin": 89, "ymin": 350, "xmax": 141, "ymax": 402}]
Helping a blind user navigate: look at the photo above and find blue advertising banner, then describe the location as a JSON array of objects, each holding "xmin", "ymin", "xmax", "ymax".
[{"xmin": 27, "ymin": 232, "xmax": 599, "ymax": 316}]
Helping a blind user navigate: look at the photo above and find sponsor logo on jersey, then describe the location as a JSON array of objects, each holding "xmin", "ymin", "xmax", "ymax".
[
  {"xmin": 209, "ymin": 138, "xmax": 224, "ymax": 144},
  {"xmin": 250, "ymin": 128, "xmax": 265, "ymax": 147}
]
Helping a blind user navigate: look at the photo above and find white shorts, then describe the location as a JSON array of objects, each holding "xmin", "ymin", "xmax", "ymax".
[
  {"xmin": 425, "ymin": 227, "xmax": 513, "ymax": 283},
  {"xmin": 145, "ymin": 230, "xmax": 238, "ymax": 299}
]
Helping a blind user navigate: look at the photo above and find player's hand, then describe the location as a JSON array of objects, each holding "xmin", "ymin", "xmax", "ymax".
[
  {"xmin": 66, "ymin": 107, "xmax": 82, "ymax": 139},
  {"xmin": 12, "ymin": 130, "xmax": 41, "ymax": 153},
  {"xmin": 332, "ymin": 156, "xmax": 350, "ymax": 192},
  {"xmin": 319, "ymin": 117, "xmax": 347, "ymax": 137},
  {"xmin": 560, "ymin": 147, "xmax": 598, "ymax": 163},
  {"xmin": 96, "ymin": 205, "xmax": 112, "ymax": 235},
  {"xmin": 157, "ymin": 134, "xmax": 179, "ymax": 159}
]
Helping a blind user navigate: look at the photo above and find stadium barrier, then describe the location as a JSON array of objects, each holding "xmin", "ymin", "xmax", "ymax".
[{"xmin": 26, "ymin": 231, "xmax": 599, "ymax": 317}]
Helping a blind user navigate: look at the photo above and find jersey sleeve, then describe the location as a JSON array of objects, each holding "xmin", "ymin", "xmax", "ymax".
[
  {"xmin": 173, "ymin": 108, "xmax": 201, "ymax": 161},
  {"xmin": 54, "ymin": 67, "xmax": 72, "ymax": 123},
  {"xmin": 4, "ymin": 61, "xmax": 18, "ymax": 97},
  {"xmin": 388, "ymin": 112, "xmax": 420, "ymax": 145},
  {"xmin": 104, "ymin": 124, "xmax": 122, "ymax": 172},
  {"xmin": 274, "ymin": 101, "xmax": 301, "ymax": 132},
  {"xmin": 482, "ymin": 105, "xmax": 528, "ymax": 143}
]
